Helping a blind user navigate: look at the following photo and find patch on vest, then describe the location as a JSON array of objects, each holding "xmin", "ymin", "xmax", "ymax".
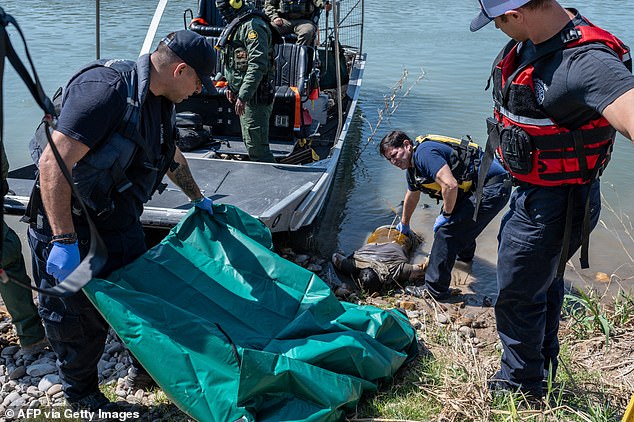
[
  {"xmin": 534, "ymin": 78, "xmax": 547, "ymax": 105},
  {"xmin": 247, "ymin": 30, "xmax": 258, "ymax": 40}
]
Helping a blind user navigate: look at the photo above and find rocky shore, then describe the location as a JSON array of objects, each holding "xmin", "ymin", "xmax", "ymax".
[{"xmin": 1, "ymin": 246, "xmax": 632, "ymax": 421}]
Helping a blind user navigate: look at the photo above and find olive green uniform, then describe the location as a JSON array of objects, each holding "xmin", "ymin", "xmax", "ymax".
[
  {"xmin": 264, "ymin": 0, "xmax": 325, "ymax": 45},
  {"xmin": 0, "ymin": 148, "xmax": 45, "ymax": 347},
  {"xmin": 221, "ymin": 15, "xmax": 276, "ymax": 163}
]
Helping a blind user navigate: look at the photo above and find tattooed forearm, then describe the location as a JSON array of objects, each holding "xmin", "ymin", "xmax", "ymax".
[{"xmin": 167, "ymin": 147, "xmax": 203, "ymax": 200}]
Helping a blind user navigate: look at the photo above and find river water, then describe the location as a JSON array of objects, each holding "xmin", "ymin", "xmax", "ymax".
[{"xmin": 1, "ymin": 0, "xmax": 633, "ymax": 295}]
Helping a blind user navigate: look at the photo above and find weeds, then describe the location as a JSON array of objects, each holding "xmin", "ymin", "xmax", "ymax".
[{"xmin": 563, "ymin": 288, "xmax": 613, "ymax": 346}]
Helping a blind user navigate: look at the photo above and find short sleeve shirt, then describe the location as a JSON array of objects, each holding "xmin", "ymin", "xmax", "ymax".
[
  {"xmin": 406, "ymin": 141, "xmax": 506, "ymax": 192},
  {"xmin": 517, "ymin": 10, "xmax": 634, "ymax": 129},
  {"xmin": 56, "ymin": 65, "xmax": 164, "ymax": 230}
]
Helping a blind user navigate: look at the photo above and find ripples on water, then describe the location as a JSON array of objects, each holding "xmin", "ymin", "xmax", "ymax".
[{"xmin": 2, "ymin": 0, "xmax": 633, "ymax": 293}]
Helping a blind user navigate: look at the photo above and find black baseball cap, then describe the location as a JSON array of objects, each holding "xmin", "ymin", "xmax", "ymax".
[{"xmin": 162, "ymin": 30, "xmax": 215, "ymax": 91}]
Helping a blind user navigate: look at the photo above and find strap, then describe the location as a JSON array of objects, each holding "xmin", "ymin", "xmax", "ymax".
[
  {"xmin": 473, "ymin": 117, "xmax": 501, "ymax": 221},
  {"xmin": 0, "ymin": 8, "xmax": 107, "ymax": 297},
  {"xmin": 556, "ymin": 187, "xmax": 575, "ymax": 278},
  {"xmin": 501, "ymin": 29, "xmax": 581, "ymax": 104},
  {"xmin": 532, "ymin": 126, "xmax": 615, "ymax": 150}
]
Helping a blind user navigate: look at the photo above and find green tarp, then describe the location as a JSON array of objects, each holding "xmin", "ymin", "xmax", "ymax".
[{"xmin": 83, "ymin": 205, "xmax": 418, "ymax": 421}]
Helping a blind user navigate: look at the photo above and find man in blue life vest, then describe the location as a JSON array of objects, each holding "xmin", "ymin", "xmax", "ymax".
[
  {"xmin": 27, "ymin": 30, "xmax": 216, "ymax": 412},
  {"xmin": 471, "ymin": 0, "xmax": 634, "ymax": 401},
  {"xmin": 264, "ymin": 0, "xmax": 331, "ymax": 45},
  {"xmin": 381, "ymin": 131, "xmax": 511, "ymax": 301}
]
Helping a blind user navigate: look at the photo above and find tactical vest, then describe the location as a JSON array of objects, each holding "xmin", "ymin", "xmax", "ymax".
[
  {"xmin": 30, "ymin": 55, "xmax": 176, "ymax": 216},
  {"xmin": 216, "ymin": 11, "xmax": 278, "ymax": 103},
  {"xmin": 407, "ymin": 135, "xmax": 481, "ymax": 201},
  {"xmin": 280, "ymin": 0, "xmax": 314, "ymax": 18},
  {"xmin": 489, "ymin": 22, "xmax": 632, "ymax": 186}
]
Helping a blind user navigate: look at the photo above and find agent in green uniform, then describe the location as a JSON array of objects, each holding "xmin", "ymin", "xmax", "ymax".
[
  {"xmin": 216, "ymin": 0, "xmax": 278, "ymax": 163},
  {"xmin": 264, "ymin": 0, "xmax": 331, "ymax": 45},
  {"xmin": 0, "ymin": 148, "xmax": 46, "ymax": 353}
]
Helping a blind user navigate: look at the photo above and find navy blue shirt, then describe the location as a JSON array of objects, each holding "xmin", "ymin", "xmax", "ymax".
[
  {"xmin": 57, "ymin": 65, "xmax": 165, "ymax": 230},
  {"xmin": 406, "ymin": 141, "xmax": 506, "ymax": 192}
]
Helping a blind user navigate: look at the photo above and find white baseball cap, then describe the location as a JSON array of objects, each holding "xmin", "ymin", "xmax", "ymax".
[{"xmin": 470, "ymin": 0, "xmax": 531, "ymax": 32}]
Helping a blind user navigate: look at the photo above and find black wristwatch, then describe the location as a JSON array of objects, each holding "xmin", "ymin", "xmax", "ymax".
[{"xmin": 442, "ymin": 209, "xmax": 452, "ymax": 217}]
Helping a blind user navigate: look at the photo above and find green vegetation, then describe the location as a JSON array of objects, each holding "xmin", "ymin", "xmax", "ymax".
[{"xmin": 350, "ymin": 288, "xmax": 633, "ymax": 421}]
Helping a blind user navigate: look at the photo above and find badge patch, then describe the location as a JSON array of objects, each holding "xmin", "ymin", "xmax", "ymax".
[{"xmin": 247, "ymin": 30, "xmax": 258, "ymax": 40}]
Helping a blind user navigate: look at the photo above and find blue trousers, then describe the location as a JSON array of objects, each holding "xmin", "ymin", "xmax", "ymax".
[
  {"xmin": 494, "ymin": 181, "xmax": 601, "ymax": 397},
  {"xmin": 28, "ymin": 222, "xmax": 146, "ymax": 401},
  {"xmin": 425, "ymin": 177, "xmax": 512, "ymax": 296}
]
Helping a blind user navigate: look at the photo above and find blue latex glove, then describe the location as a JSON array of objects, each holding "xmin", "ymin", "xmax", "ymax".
[
  {"xmin": 395, "ymin": 222, "xmax": 411, "ymax": 235},
  {"xmin": 433, "ymin": 214, "xmax": 450, "ymax": 233},
  {"xmin": 194, "ymin": 197, "xmax": 214, "ymax": 215},
  {"xmin": 46, "ymin": 241, "xmax": 80, "ymax": 281}
]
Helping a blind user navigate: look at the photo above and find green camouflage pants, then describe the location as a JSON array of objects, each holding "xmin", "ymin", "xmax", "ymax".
[
  {"xmin": 240, "ymin": 102, "xmax": 275, "ymax": 163},
  {"xmin": 1, "ymin": 221, "xmax": 44, "ymax": 346}
]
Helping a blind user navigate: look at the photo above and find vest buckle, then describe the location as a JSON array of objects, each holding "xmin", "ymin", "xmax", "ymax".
[{"xmin": 561, "ymin": 28, "xmax": 582, "ymax": 44}]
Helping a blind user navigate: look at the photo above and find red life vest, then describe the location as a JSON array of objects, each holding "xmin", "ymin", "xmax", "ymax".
[{"xmin": 491, "ymin": 22, "xmax": 632, "ymax": 186}]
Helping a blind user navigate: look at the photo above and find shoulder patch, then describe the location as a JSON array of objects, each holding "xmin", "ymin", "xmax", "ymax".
[{"xmin": 247, "ymin": 30, "xmax": 258, "ymax": 40}]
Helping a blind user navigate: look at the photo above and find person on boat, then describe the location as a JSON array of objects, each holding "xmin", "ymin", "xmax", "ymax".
[
  {"xmin": 0, "ymin": 150, "xmax": 48, "ymax": 358},
  {"xmin": 381, "ymin": 131, "xmax": 511, "ymax": 301},
  {"xmin": 215, "ymin": 0, "xmax": 277, "ymax": 163},
  {"xmin": 264, "ymin": 0, "xmax": 331, "ymax": 45},
  {"xmin": 26, "ymin": 30, "xmax": 216, "ymax": 412},
  {"xmin": 332, "ymin": 225, "xmax": 425, "ymax": 293},
  {"xmin": 470, "ymin": 0, "xmax": 634, "ymax": 401}
]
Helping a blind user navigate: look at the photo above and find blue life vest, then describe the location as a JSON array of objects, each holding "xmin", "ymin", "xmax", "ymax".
[{"xmin": 30, "ymin": 55, "xmax": 176, "ymax": 216}]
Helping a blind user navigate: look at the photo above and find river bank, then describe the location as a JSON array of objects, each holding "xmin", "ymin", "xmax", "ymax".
[{"xmin": 0, "ymin": 237, "xmax": 631, "ymax": 421}]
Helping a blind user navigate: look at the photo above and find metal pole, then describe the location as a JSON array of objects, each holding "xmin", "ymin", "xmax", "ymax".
[
  {"xmin": 333, "ymin": 0, "xmax": 343, "ymax": 140},
  {"xmin": 140, "ymin": 0, "xmax": 170, "ymax": 56},
  {"xmin": 96, "ymin": 0, "xmax": 100, "ymax": 59}
]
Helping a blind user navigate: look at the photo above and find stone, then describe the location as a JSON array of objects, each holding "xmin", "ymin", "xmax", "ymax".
[
  {"xmin": 294, "ymin": 254, "xmax": 310, "ymax": 266},
  {"xmin": 106, "ymin": 342, "xmax": 124, "ymax": 355},
  {"xmin": 2, "ymin": 391, "xmax": 20, "ymax": 407},
  {"xmin": 46, "ymin": 384, "xmax": 63, "ymax": 396},
  {"xmin": 26, "ymin": 386, "xmax": 40, "ymax": 396},
  {"xmin": 8, "ymin": 366, "xmax": 26, "ymax": 380},
  {"xmin": 1, "ymin": 346, "xmax": 19, "ymax": 358},
  {"xmin": 27, "ymin": 363, "xmax": 57, "ymax": 377},
  {"xmin": 307, "ymin": 263, "xmax": 322, "ymax": 273},
  {"xmin": 436, "ymin": 314, "xmax": 449, "ymax": 324},
  {"xmin": 398, "ymin": 301, "xmax": 416, "ymax": 310},
  {"xmin": 458, "ymin": 326, "xmax": 475, "ymax": 338},
  {"xmin": 38, "ymin": 374, "xmax": 60, "ymax": 392}
]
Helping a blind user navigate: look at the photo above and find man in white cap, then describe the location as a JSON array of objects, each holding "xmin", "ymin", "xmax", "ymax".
[{"xmin": 471, "ymin": 0, "xmax": 634, "ymax": 401}]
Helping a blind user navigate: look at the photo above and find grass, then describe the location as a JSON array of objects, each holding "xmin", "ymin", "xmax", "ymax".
[{"xmin": 348, "ymin": 288, "xmax": 633, "ymax": 422}]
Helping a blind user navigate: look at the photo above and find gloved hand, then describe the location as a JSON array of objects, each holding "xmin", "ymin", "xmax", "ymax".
[
  {"xmin": 194, "ymin": 196, "xmax": 214, "ymax": 216},
  {"xmin": 46, "ymin": 241, "xmax": 80, "ymax": 281},
  {"xmin": 433, "ymin": 214, "xmax": 450, "ymax": 233},
  {"xmin": 395, "ymin": 222, "xmax": 411, "ymax": 235}
]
